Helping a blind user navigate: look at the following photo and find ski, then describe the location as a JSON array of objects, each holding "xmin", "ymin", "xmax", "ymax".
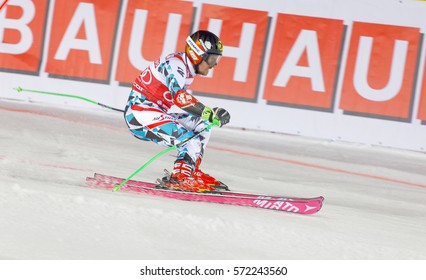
[
  {"xmin": 85, "ymin": 173, "xmax": 324, "ymax": 214},
  {"xmin": 94, "ymin": 173, "xmax": 324, "ymax": 202}
]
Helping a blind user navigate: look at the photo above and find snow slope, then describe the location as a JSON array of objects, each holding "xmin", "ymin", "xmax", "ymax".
[{"xmin": 1, "ymin": 100, "xmax": 426, "ymax": 260}]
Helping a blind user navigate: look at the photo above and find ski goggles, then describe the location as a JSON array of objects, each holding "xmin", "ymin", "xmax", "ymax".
[{"xmin": 204, "ymin": 53, "xmax": 222, "ymax": 67}]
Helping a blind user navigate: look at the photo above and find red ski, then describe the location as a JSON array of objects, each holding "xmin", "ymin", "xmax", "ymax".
[{"xmin": 85, "ymin": 173, "xmax": 324, "ymax": 215}]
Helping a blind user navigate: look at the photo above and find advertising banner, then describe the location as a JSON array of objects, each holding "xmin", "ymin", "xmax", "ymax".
[{"xmin": 1, "ymin": 0, "xmax": 426, "ymax": 151}]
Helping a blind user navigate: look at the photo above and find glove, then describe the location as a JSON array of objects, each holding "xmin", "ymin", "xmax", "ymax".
[{"xmin": 202, "ymin": 106, "xmax": 230, "ymax": 127}]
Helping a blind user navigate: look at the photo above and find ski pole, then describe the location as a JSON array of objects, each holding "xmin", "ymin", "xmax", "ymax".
[
  {"xmin": 14, "ymin": 86, "xmax": 124, "ymax": 112},
  {"xmin": 113, "ymin": 120, "xmax": 218, "ymax": 191}
]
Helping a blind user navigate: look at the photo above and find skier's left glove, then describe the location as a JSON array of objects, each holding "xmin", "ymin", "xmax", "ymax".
[{"xmin": 202, "ymin": 106, "xmax": 231, "ymax": 127}]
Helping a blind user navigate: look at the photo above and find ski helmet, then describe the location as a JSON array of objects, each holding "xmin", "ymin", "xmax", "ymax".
[{"xmin": 185, "ymin": 30, "xmax": 223, "ymax": 67}]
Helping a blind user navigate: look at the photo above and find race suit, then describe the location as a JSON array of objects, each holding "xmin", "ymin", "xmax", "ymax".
[{"xmin": 124, "ymin": 52, "xmax": 211, "ymax": 166}]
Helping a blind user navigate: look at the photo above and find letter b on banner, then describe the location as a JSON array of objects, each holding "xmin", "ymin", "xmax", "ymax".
[{"xmin": 0, "ymin": 0, "xmax": 48, "ymax": 73}]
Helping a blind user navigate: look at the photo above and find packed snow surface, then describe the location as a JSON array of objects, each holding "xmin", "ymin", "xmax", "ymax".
[{"xmin": 1, "ymin": 100, "xmax": 426, "ymax": 259}]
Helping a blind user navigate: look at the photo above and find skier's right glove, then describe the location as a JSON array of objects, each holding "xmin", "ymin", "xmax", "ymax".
[{"xmin": 202, "ymin": 106, "xmax": 231, "ymax": 127}]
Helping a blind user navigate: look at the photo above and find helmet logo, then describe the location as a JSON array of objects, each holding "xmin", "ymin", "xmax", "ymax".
[{"xmin": 218, "ymin": 40, "xmax": 223, "ymax": 52}]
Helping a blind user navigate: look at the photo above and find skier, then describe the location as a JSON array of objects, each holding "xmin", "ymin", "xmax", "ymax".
[{"xmin": 124, "ymin": 30, "xmax": 231, "ymax": 193}]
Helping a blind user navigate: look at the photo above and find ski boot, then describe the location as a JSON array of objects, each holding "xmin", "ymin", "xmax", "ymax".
[
  {"xmin": 158, "ymin": 160, "xmax": 215, "ymax": 193},
  {"xmin": 192, "ymin": 158, "xmax": 230, "ymax": 191},
  {"xmin": 192, "ymin": 168, "xmax": 229, "ymax": 191}
]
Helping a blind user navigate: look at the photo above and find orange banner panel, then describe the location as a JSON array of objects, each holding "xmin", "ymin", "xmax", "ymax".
[
  {"xmin": 45, "ymin": 0, "xmax": 120, "ymax": 82},
  {"xmin": 417, "ymin": 58, "xmax": 426, "ymax": 122},
  {"xmin": 190, "ymin": 4, "xmax": 269, "ymax": 100},
  {"xmin": 340, "ymin": 22, "xmax": 420, "ymax": 120},
  {"xmin": 115, "ymin": 0, "xmax": 193, "ymax": 85},
  {"xmin": 0, "ymin": 0, "xmax": 48, "ymax": 73},
  {"xmin": 263, "ymin": 14, "xmax": 344, "ymax": 110}
]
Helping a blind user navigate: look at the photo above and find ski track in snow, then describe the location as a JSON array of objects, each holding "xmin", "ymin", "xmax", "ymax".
[{"xmin": 1, "ymin": 100, "xmax": 426, "ymax": 260}]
